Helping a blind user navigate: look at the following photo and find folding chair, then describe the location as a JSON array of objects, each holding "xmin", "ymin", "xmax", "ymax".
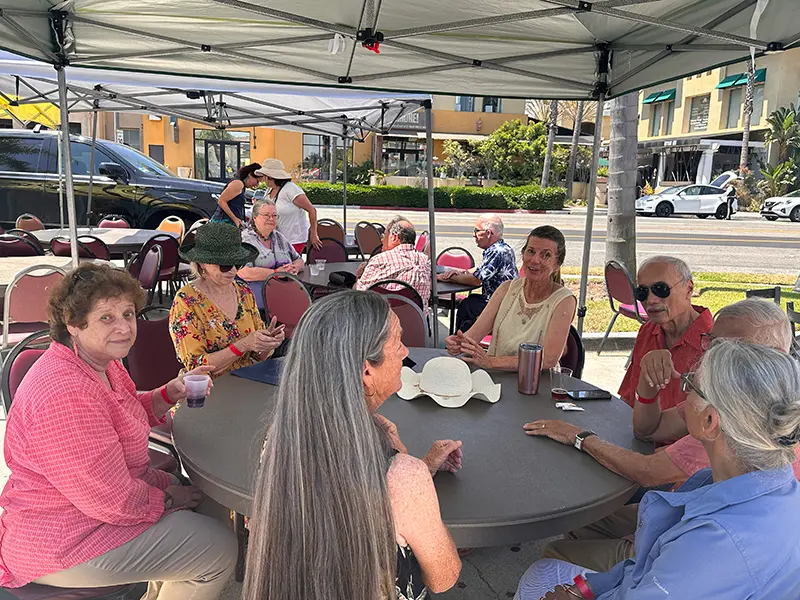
[
  {"xmin": 599, "ymin": 260, "xmax": 649, "ymax": 356},
  {"xmin": 2, "ymin": 265, "xmax": 66, "ymax": 350}
]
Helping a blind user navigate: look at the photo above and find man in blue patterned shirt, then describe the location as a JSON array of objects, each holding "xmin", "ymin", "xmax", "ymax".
[{"xmin": 438, "ymin": 213, "xmax": 518, "ymax": 332}]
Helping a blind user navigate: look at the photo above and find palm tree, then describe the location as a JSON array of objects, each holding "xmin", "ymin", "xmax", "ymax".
[
  {"xmin": 565, "ymin": 100, "xmax": 585, "ymax": 199},
  {"xmin": 764, "ymin": 103, "xmax": 800, "ymax": 164},
  {"xmin": 540, "ymin": 100, "xmax": 559, "ymax": 187},
  {"xmin": 739, "ymin": 59, "xmax": 755, "ymax": 176},
  {"xmin": 606, "ymin": 93, "xmax": 638, "ymax": 275}
]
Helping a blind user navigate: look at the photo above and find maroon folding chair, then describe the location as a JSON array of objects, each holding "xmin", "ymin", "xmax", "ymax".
[
  {"xmin": 3, "ymin": 265, "xmax": 66, "ymax": 349},
  {"xmin": 354, "ymin": 221, "xmax": 382, "ymax": 260},
  {"xmin": 97, "ymin": 215, "xmax": 131, "ymax": 228},
  {"xmin": 131, "ymin": 235, "xmax": 179, "ymax": 299},
  {"xmin": 7, "ymin": 229, "xmax": 45, "ymax": 254},
  {"xmin": 415, "ymin": 230, "xmax": 429, "ymax": 253},
  {"xmin": 307, "ymin": 237, "xmax": 348, "ymax": 264},
  {"xmin": 436, "ymin": 246, "xmax": 475, "ymax": 328},
  {"xmin": 0, "ymin": 234, "xmax": 41, "ymax": 257},
  {"xmin": 560, "ymin": 325, "xmax": 586, "ymax": 379},
  {"xmin": 384, "ymin": 294, "xmax": 428, "ymax": 348},
  {"xmin": 317, "ymin": 219, "xmax": 345, "ymax": 244},
  {"xmin": 368, "ymin": 279, "xmax": 425, "ymax": 311},
  {"xmin": 51, "ymin": 235, "xmax": 111, "ymax": 260},
  {"xmin": 371, "ymin": 222, "xmax": 386, "ymax": 236},
  {"xmin": 131, "ymin": 245, "xmax": 163, "ymax": 306},
  {"xmin": 599, "ymin": 260, "xmax": 649, "ymax": 355},
  {"xmin": 262, "ymin": 272, "xmax": 312, "ymax": 339},
  {"xmin": 14, "ymin": 213, "xmax": 44, "ymax": 232}
]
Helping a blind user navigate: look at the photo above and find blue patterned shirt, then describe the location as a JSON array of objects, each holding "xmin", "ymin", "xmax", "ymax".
[{"xmin": 473, "ymin": 239, "xmax": 517, "ymax": 298}]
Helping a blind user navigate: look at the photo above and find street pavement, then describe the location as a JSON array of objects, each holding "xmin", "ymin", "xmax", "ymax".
[{"xmin": 321, "ymin": 206, "xmax": 799, "ymax": 276}]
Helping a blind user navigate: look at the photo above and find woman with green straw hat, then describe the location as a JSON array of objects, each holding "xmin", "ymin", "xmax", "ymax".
[{"xmin": 169, "ymin": 221, "xmax": 285, "ymax": 377}]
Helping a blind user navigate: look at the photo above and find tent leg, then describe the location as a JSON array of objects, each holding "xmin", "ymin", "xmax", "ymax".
[
  {"xmin": 57, "ymin": 66, "xmax": 80, "ymax": 269},
  {"xmin": 342, "ymin": 136, "xmax": 348, "ymax": 232},
  {"xmin": 57, "ymin": 129, "xmax": 64, "ymax": 229},
  {"xmin": 424, "ymin": 100, "xmax": 438, "ymax": 347},
  {"xmin": 87, "ymin": 108, "xmax": 98, "ymax": 229},
  {"xmin": 577, "ymin": 93, "xmax": 606, "ymax": 337}
]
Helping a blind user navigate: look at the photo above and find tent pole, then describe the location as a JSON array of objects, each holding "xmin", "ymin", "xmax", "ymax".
[
  {"xmin": 576, "ymin": 93, "xmax": 606, "ymax": 336},
  {"xmin": 342, "ymin": 135, "xmax": 348, "ymax": 231},
  {"xmin": 56, "ymin": 66, "xmax": 80, "ymax": 269},
  {"xmin": 57, "ymin": 128, "xmax": 64, "ymax": 229},
  {"xmin": 425, "ymin": 100, "xmax": 438, "ymax": 347},
  {"xmin": 87, "ymin": 107, "xmax": 98, "ymax": 229}
]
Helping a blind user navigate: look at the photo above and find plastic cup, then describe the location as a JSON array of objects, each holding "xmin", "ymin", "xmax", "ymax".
[
  {"xmin": 310, "ymin": 264, "xmax": 321, "ymax": 276},
  {"xmin": 184, "ymin": 374, "xmax": 211, "ymax": 408},
  {"xmin": 550, "ymin": 366, "xmax": 573, "ymax": 401},
  {"xmin": 315, "ymin": 259, "xmax": 327, "ymax": 271}
]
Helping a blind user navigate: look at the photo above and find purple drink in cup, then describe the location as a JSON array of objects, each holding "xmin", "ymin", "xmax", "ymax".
[{"xmin": 184, "ymin": 374, "xmax": 210, "ymax": 408}]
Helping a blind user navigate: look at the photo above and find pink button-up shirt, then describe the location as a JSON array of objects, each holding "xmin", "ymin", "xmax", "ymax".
[
  {"xmin": 0, "ymin": 343, "xmax": 172, "ymax": 587},
  {"xmin": 354, "ymin": 244, "xmax": 432, "ymax": 306}
]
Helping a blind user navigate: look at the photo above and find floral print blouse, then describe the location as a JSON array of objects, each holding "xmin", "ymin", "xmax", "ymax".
[{"xmin": 169, "ymin": 280, "xmax": 265, "ymax": 377}]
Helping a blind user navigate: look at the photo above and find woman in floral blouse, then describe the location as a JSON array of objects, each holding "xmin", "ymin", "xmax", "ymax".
[{"xmin": 169, "ymin": 222, "xmax": 284, "ymax": 377}]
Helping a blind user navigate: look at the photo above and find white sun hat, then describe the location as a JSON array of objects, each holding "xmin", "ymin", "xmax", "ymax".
[{"xmin": 397, "ymin": 356, "xmax": 501, "ymax": 408}]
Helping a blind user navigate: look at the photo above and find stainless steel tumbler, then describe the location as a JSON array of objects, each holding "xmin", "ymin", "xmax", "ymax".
[{"xmin": 518, "ymin": 343, "xmax": 544, "ymax": 395}]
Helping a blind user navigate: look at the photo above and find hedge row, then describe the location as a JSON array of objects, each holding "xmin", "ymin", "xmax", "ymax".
[{"xmin": 302, "ymin": 182, "xmax": 566, "ymax": 211}]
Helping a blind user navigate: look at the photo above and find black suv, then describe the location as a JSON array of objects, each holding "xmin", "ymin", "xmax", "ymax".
[{"xmin": 0, "ymin": 130, "xmax": 226, "ymax": 229}]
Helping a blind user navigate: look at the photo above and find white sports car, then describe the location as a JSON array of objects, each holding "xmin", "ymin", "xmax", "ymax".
[
  {"xmin": 760, "ymin": 190, "xmax": 800, "ymax": 221},
  {"xmin": 635, "ymin": 183, "xmax": 737, "ymax": 219}
]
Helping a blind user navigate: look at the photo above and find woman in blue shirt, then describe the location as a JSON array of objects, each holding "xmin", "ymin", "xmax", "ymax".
[
  {"xmin": 517, "ymin": 339, "xmax": 800, "ymax": 600},
  {"xmin": 210, "ymin": 163, "xmax": 264, "ymax": 228}
]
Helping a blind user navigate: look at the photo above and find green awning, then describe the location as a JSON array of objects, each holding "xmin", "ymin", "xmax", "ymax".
[
  {"xmin": 716, "ymin": 74, "xmax": 740, "ymax": 89},
  {"xmin": 717, "ymin": 68, "xmax": 767, "ymax": 89},
  {"xmin": 655, "ymin": 88, "xmax": 676, "ymax": 102},
  {"xmin": 642, "ymin": 91, "xmax": 661, "ymax": 104}
]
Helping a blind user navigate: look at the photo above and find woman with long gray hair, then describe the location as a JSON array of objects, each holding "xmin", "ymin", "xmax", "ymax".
[
  {"xmin": 244, "ymin": 291, "xmax": 462, "ymax": 600},
  {"xmin": 517, "ymin": 339, "xmax": 800, "ymax": 600}
]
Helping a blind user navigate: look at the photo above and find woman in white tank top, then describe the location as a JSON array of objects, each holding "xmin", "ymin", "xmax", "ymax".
[{"xmin": 444, "ymin": 226, "xmax": 577, "ymax": 371}]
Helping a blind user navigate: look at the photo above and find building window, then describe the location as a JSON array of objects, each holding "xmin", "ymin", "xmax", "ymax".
[
  {"xmin": 650, "ymin": 103, "xmax": 664, "ymax": 136},
  {"xmin": 454, "ymin": 96, "xmax": 474, "ymax": 112},
  {"xmin": 482, "ymin": 97, "xmax": 502, "ymax": 113},
  {"xmin": 382, "ymin": 136, "xmax": 426, "ymax": 176},
  {"xmin": 751, "ymin": 85, "xmax": 765, "ymax": 126},
  {"xmin": 664, "ymin": 102, "xmax": 674, "ymax": 136},
  {"xmin": 193, "ymin": 129, "xmax": 251, "ymax": 182},
  {"xmin": 726, "ymin": 87, "xmax": 743, "ymax": 129},
  {"xmin": 689, "ymin": 94, "xmax": 710, "ymax": 132},
  {"xmin": 302, "ymin": 134, "xmax": 330, "ymax": 180}
]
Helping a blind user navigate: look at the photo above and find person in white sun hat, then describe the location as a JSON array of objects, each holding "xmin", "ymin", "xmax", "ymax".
[{"xmin": 255, "ymin": 158, "xmax": 321, "ymax": 254}]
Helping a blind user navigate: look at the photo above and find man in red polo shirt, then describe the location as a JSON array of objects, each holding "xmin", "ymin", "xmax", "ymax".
[{"xmin": 618, "ymin": 256, "xmax": 713, "ymax": 410}]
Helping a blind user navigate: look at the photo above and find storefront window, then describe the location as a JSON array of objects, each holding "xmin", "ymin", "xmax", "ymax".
[
  {"xmin": 381, "ymin": 137, "xmax": 427, "ymax": 176},
  {"xmin": 302, "ymin": 134, "xmax": 330, "ymax": 180},
  {"xmin": 193, "ymin": 130, "xmax": 250, "ymax": 182}
]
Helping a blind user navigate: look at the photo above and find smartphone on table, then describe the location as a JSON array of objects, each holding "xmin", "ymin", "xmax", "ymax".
[{"xmin": 566, "ymin": 389, "xmax": 613, "ymax": 401}]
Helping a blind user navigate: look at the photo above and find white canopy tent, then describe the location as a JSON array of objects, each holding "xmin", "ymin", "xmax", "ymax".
[{"xmin": 0, "ymin": 0, "xmax": 795, "ymax": 338}]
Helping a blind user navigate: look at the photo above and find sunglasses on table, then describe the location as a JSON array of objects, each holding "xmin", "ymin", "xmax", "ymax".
[
  {"xmin": 680, "ymin": 372, "xmax": 706, "ymax": 400},
  {"xmin": 633, "ymin": 279, "xmax": 684, "ymax": 302},
  {"xmin": 217, "ymin": 264, "xmax": 245, "ymax": 273}
]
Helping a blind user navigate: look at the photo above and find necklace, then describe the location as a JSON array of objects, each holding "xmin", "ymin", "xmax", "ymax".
[
  {"xmin": 515, "ymin": 280, "xmax": 557, "ymax": 324},
  {"xmin": 197, "ymin": 280, "xmax": 238, "ymax": 320}
]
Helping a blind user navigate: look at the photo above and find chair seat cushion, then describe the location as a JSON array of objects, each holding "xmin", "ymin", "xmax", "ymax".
[
  {"xmin": 147, "ymin": 449, "xmax": 178, "ymax": 473},
  {"xmin": 480, "ymin": 335, "xmax": 492, "ymax": 349},
  {"xmin": 0, "ymin": 582, "xmax": 140, "ymax": 599},
  {"xmin": 619, "ymin": 303, "xmax": 648, "ymax": 321}
]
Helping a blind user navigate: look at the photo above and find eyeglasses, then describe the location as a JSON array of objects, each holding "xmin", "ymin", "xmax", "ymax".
[
  {"xmin": 473, "ymin": 228, "xmax": 488, "ymax": 236},
  {"xmin": 680, "ymin": 372, "xmax": 706, "ymax": 400},
  {"xmin": 217, "ymin": 264, "xmax": 244, "ymax": 273},
  {"xmin": 257, "ymin": 213, "xmax": 278, "ymax": 220},
  {"xmin": 634, "ymin": 279, "xmax": 684, "ymax": 302},
  {"xmin": 700, "ymin": 333, "xmax": 718, "ymax": 350}
]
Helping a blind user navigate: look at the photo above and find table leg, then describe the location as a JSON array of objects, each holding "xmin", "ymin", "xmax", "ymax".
[
  {"xmin": 449, "ymin": 292, "xmax": 457, "ymax": 335},
  {"xmin": 233, "ymin": 511, "xmax": 248, "ymax": 582}
]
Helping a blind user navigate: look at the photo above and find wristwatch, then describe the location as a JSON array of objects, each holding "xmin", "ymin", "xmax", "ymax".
[{"xmin": 574, "ymin": 430, "xmax": 597, "ymax": 452}]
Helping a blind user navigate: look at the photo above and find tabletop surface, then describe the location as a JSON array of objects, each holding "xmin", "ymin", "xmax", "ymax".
[
  {"xmin": 32, "ymin": 228, "xmax": 175, "ymax": 250},
  {"xmin": 173, "ymin": 348, "xmax": 652, "ymax": 547},
  {"xmin": 296, "ymin": 261, "xmax": 478, "ymax": 295},
  {"xmin": 0, "ymin": 257, "xmax": 106, "ymax": 289}
]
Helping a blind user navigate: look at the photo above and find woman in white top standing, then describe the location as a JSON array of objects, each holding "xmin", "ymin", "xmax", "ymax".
[
  {"xmin": 445, "ymin": 225, "xmax": 576, "ymax": 371},
  {"xmin": 255, "ymin": 159, "xmax": 321, "ymax": 254}
]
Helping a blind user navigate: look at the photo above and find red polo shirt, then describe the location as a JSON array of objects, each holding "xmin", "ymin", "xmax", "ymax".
[{"xmin": 618, "ymin": 305, "xmax": 713, "ymax": 409}]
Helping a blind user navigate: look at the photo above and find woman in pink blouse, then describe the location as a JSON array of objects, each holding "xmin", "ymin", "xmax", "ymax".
[{"xmin": 0, "ymin": 264, "xmax": 236, "ymax": 599}]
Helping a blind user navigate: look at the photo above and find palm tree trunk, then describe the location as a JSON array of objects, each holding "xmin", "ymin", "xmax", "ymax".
[
  {"xmin": 565, "ymin": 101, "xmax": 585, "ymax": 199},
  {"xmin": 739, "ymin": 59, "xmax": 755, "ymax": 176},
  {"xmin": 606, "ymin": 93, "xmax": 638, "ymax": 275},
  {"xmin": 540, "ymin": 100, "xmax": 559, "ymax": 187}
]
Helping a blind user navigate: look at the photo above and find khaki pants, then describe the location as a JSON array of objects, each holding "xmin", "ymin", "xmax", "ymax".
[
  {"xmin": 34, "ymin": 510, "xmax": 237, "ymax": 600},
  {"xmin": 542, "ymin": 504, "xmax": 638, "ymax": 572}
]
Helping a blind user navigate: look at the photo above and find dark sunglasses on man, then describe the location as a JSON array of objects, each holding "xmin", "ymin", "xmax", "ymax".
[
  {"xmin": 218, "ymin": 264, "xmax": 244, "ymax": 273},
  {"xmin": 634, "ymin": 279, "xmax": 685, "ymax": 302}
]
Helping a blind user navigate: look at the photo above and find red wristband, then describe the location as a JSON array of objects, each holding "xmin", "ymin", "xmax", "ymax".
[
  {"xmin": 160, "ymin": 386, "xmax": 177, "ymax": 405},
  {"xmin": 573, "ymin": 575, "xmax": 595, "ymax": 600},
  {"xmin": 635, "ymin": 392, "xmax": 659, "ymax": 405},
  {"xmin": 229, "ymin": 343, "xmax": 244, "ymax": 357}
]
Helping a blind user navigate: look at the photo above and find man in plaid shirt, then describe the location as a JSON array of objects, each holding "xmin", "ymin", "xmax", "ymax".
[{"xmin": 355, "ymin": 216, "xmax": 431, "ymax": 306}]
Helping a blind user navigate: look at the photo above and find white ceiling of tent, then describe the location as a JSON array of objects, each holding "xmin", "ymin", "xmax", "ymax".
[{"xmin": 0, "ymin": 1, "xmax": 796, "ymax": 100}]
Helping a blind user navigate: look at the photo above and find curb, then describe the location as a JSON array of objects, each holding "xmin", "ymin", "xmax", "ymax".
[
  {"xmin": 580, "ymin": 332, "xmax": 637, "ymax": 352},
  {"xmin": 324, "ymin": 205, "xmax": 570, "ymax": 215}
]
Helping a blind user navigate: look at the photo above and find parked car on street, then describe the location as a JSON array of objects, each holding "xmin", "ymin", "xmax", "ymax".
[
  {"xmin": 0, "ymin": 130, "xmax": 226, "ymax": 229},
  {"xmin": 635, "ymin": 183, "xmax": 737, "ymax": 219},
  {"xmin": 760, "ymin": 189, "xmax": 800, "ymax": 221}
]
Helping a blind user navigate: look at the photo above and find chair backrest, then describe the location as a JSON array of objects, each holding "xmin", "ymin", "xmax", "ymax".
[
  {"xmin": 181, "ymin": 228, "xmax": 197, "ymax": 249},
  {"xmin": 368, "ymin": 279, "xmax": 425, "ymax": 310},
  {"xmin": 50, "ymin": 235, "xmax": 111, "ymax": 260},
  {"xmin": 157, "ymin": 215, "xmax": 186, "ymax": 243},
  {"xmin": 140, "ymin": 234, "xmax": 180, "ymax": 274},
  {"xmin": 0, "ymin": 234, "xmax": 41, "ymax": 257},
  {"xmin": 415, "ymin": 230, "xmax": 429, "ymax": 253},
  {"xmin": 560, "ymin": 325, "xmax": 585, "ymax": 380},
  {"xmin": 124, "ymin": 307, "xmax": 183, "ymax": 390},
  {"xmin": 137, "ymin": 245, "xmax": 163, "ymax": 292},
  {"xmin": 307, "ymin": 237, "xmax": 347, "ymax": 264},
  {"xmin": 1, "ymin": 329, "xmax": 50, "ymax": 414},
  {"xmin": 436, "ymin": 246, "xmax": 475, "ymax": 270},
  {"xmin": 7, "ymin": 229, "xmax": 45, "ymax": 254},
  {"xmin": 14, "ymin": 213, "xmax": 44, "ymax": 232},
  {"xmin": 371, "ymin": 222, "xmax": 386, "ymax": 236},
  {"xmin": 384, "ymin": 294, "xmax": 428, "ymax": 348},
  {"xmin": 98, "ymin": 215, "xmax": 131, "ymax": 228},
  {"xmin": 317, "ymin": 219, "xmax": 345, "ymax": 244},
  {"xmin": 745, "ymin": 286, "xmax": 781, "ymax": 304},
  {"xmin": 263, "ymin": 272, "xmax": 312, "ymax": 339},
  {"xmin": 3, "ymin": 266, "xmax": 66, "ymax": 348},
  {"xmin": 787, "ymin": 301, "xmax": 800, "ymax": 337},
  {"xmin": 354, "ymin": 221, "xmax": 382, "ymax": 258},
  {"xmin": 604, "ymin": 260, "xmax": 646, "ymax": 322}
]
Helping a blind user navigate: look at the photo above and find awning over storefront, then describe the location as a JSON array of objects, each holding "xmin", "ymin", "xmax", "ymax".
[
  {"xmin": 642, "ymin": 88, "xmax": 676, "ymax": 104},
  {"xmin": 716, "ymin": 68, "xmax": 767, "ymax": 89}
]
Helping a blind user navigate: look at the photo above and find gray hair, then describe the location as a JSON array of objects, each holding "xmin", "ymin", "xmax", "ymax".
[
  {"xmin": 386, "ymin": 215, "xmax": 416, "ymax": 245},
  {"xmin": 715, "ymin": 298, "xmax": 792, "ymax": 351},
  {"xmin": 478, "ymin": 213, "xmax": 504, "ymax": 236},
  {"xmin": 638, "ymin": 255, "xmax": 693, "ymax": 282},
  {"xmin": 244, "ymin": 291, "xmax": 396, "ymax": 600},
  {"xmin": 252, "ymin": 196, "xmax": 276, "ymax": 216},
  {"xmin": 694, "ymin": 339, "xmax": 800, "ymax": 472}
]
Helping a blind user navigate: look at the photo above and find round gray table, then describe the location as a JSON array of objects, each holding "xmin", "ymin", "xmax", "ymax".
[{"xmin": 173, "ymin": 348, "xmax": 652, "ymax": 548}]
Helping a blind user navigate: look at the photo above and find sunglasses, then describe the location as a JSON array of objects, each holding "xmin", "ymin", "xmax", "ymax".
[
  {"xmin": 473, "ymin": 228, "xmax": 488, "ymax": 235},
  {"xmin": 217, "ymin": 264, "xmax": 244, "ymax": 273},
  {"xmin": 634, "ymin": 279, "xmax": 684, "ymax": 302},
  {"xmin": 680, "ymin": 372, "xmax": 706, "ymax": 400},
  {"xmin": 69, "ymin": 269, "xmax": 95, "ymax": 291}
]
